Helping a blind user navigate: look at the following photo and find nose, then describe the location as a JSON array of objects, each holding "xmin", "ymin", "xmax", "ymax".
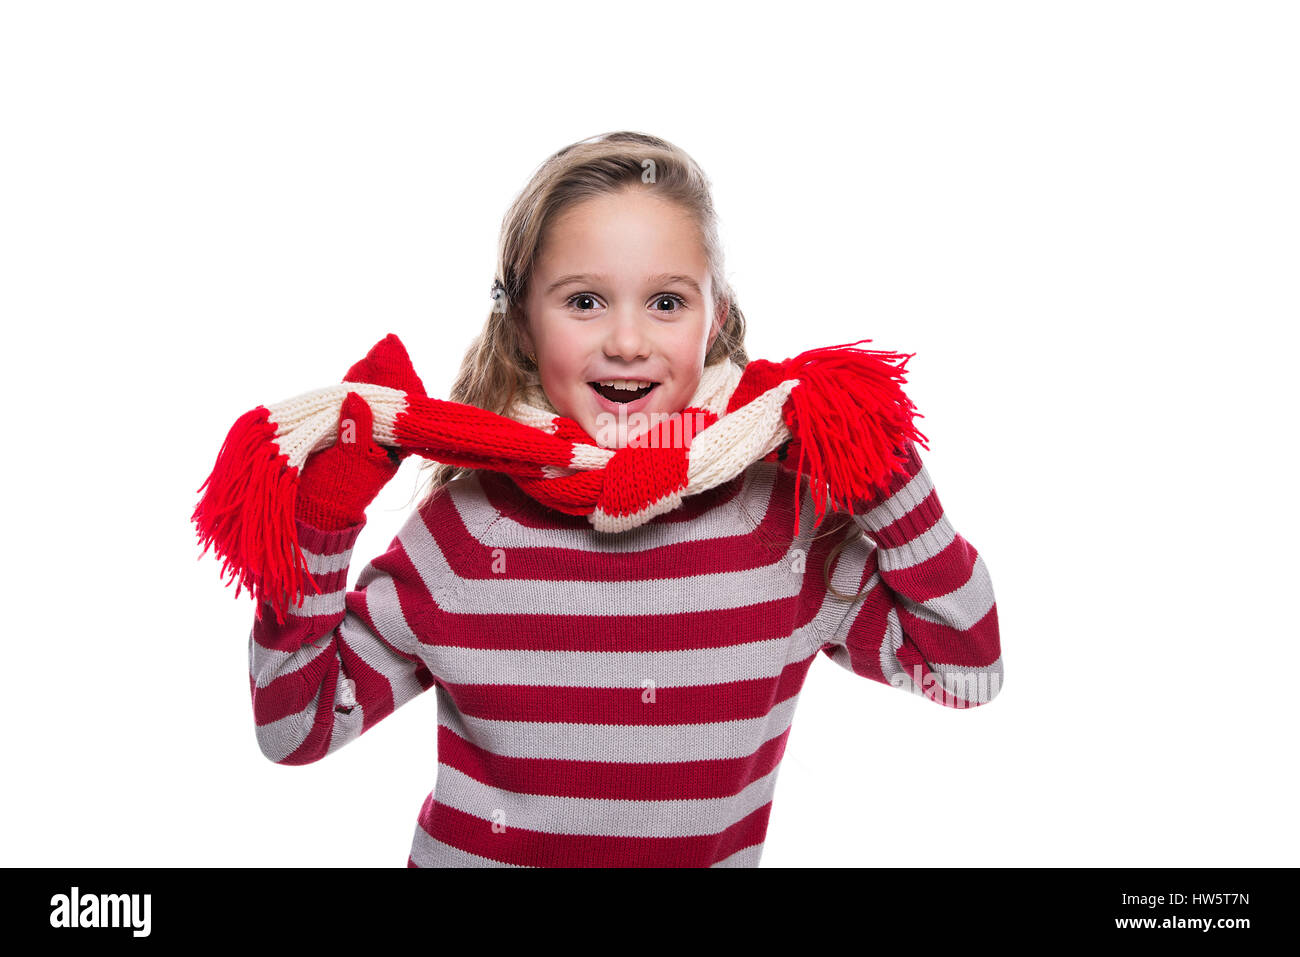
[{"xmin": 602, "ymin": 304, "xmax": 650, "ymax": 362}]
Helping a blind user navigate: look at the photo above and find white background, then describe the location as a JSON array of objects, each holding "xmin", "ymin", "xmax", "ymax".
[{"xmin": 2, "ymin": 0, "xmax": 1295, "ymax": 867}]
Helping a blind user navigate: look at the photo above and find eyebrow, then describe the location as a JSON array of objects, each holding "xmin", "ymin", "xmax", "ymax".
[{"xmin": 544, "ymin": 272, "xmax": 703, "ymax": 297}]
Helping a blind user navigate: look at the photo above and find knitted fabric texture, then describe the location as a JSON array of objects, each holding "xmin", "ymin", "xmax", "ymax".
[
  {"xmin": 249, "ymin": 459, "xmax": 1003, "ymax": 866},
  {"xmin": 193, "ymin": 334, "xmax": 927, "ymax": 624}
]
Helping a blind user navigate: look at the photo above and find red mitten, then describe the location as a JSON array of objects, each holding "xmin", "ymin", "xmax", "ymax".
[
  {"xmin": 341, "ymin": 332, "xmax": 428, "ymax": 463},
  {"xmin": 343, "ymin": 333, "xmax": 428, "ymax": 410},
  {"xmin": 294, "ymin": 334, "xmax": 429, "ymax": 531},
  {"xmin": 295, "ymin": 391, "xmax": 400, "ymax": 531}
]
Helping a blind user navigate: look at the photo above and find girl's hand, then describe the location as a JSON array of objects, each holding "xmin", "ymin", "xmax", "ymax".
[
  {"xmin": 294, "ymin": 391, "xmax": 400, "ymax": 531},
  {"xmin": 294, "ymin": 334, "xmax": 429, "ymax": 531}
]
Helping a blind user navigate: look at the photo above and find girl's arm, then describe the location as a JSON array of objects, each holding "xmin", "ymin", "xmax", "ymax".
[
  {"xmin": 813, "ymin": 441, "xmax": 1003, "ymax": 708},
  {"xmin": 249, "ymin": 513, "xmax": 438, "ymax": 764}
]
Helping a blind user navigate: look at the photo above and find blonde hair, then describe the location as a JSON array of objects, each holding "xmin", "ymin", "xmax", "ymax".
[{"xmin": 414, "ymin": 130, "xmax": 867, "ymax": 602}]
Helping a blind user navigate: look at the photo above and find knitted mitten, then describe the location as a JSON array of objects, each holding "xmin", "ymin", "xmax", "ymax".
[
  {"xmin": 341, "ymin": 333, "xmax": 428, "ymax": 413},
  {"xmin": 295, "ymin": 391, "xmax": 399, "ymax": 530},
  {"xmin": 294, "ymin": 334, "xmax": 429, "ymax": 531}
]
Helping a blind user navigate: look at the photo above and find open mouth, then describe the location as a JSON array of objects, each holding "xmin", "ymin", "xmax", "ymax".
[{"xmin": 588, "ymin": 381, "xmax": 659, "ymax": 404}]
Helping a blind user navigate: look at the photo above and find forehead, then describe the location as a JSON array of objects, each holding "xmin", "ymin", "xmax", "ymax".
[{"xmin": 537, "ymin": 188, "xmax": 708, "ymax": 277}]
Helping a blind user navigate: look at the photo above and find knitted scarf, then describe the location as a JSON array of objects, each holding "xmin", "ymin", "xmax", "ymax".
[{"xmin": 193, "ymin": 335, "xmax": 926, "ymax": 623}]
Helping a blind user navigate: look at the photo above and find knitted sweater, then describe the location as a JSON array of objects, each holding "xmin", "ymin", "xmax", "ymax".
[{"xmin": 248, "ymin": 443, "xmax": 1002, "ymax": 867}]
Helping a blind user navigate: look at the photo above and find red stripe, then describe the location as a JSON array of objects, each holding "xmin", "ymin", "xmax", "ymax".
[
  {"xmin": 870, "ymin": 485, "xmax": 945, "ymax": 549},
  {"xmin": 339, "ymin": 622, "xmax": 438, "ymax": 733},
  {"xmin": 437, "ymin": 722, "xmax": 792, "ymax": 801},
  {"xmin": 294, "ymin": 518, "xmax": 365, "ymax": 555},
  {"xmin": 441, "ymin": 653, "xmax": 814, "ymax": 725},
  {"xmin": 412, "ymin": 597, "xmax": 817, "ymax": 654},
  {"xmin": 252, "ymin": 642, "xmax": 336, "ymax": 726},
  {"xmin": 895, "ymin": 600, "xmax": 1001, "ymax": 668},
  {"xmin": 394, "ymin": 395, "xmax": 578, "ymax": 469},
  {"xmin": 301, "ymin": 565, "xmax": 348, "ymax": 595},
  {"xmin": 873, "ymin": 534, "xmax": 984, "ymax": 604},
  {"xmin": 835, "ymin": 586, "xmax": 894, "ymax": 684},
  {"xmin": 335, "ymin": 632, "xmax": 395, "ymax": 730},
  {"xmin": 279, "ymin": 662, "xmax": 339, "ymax": 766},
  {"xmin": 251, "ymin": 603, "xmax": 342, "ymax": 653},
  {"xmin": 400, "ymin": 515, "xmax": 838, "ymax": 658}
]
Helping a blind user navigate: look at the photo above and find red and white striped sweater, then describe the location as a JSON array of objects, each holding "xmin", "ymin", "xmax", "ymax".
[{"xmin": 248, "ymin": 443, "xmax": 1002, "ymax": 867}]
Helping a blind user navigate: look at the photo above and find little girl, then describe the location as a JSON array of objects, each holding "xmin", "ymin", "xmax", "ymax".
[{"xmin": 241, "ymin": 131, "xmax": 1002, "ymax": 867}]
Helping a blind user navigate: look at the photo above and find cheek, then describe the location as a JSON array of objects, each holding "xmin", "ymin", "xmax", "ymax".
[{"xmin": 543, "ymin": 352, "xmax": 580, "ymax": 384}]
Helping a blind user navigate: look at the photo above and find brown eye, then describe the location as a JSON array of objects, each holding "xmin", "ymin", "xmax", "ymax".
[
  {"xmin": 568, "ymin": 294, "xmax": 599, "ymax": 311},
  {"xmin": 654, "ymin": 294, "xmax": 685, "ymax": 311}
]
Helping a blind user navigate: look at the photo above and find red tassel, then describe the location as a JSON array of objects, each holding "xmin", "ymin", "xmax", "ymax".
[
  {"xmin": 191, "ymin": 406, "xmax": 320, "ymax": 625},
  {"xmin": 777, "ymin": 340, "xmax": 929, "ymax": 531}
]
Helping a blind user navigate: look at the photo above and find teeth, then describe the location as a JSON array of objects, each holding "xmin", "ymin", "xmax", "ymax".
[{"xmin": 596, "ymin": 379, "xmax": 655, "ymax": 391}]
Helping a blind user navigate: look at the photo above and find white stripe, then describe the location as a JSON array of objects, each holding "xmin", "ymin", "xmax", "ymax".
[
  {"xmin": 392, "ymin": 502, "xmax": 459, "ymax": 605},
  {"xmin": 711, "ymin": 843, "xmax": 765, "ymax": 867},
  {"xmin": 437, "ymin": 560, "xmax": 801, "ymax": 616},
  {"xmin": 338, "ymin": 604, "xmax": 430, "ymax": 711},
  {"xmin": 429, "ymin": 632, "xmax": 823, "ymax": 689},
  {"xmin": 250, "ymin": 634, "xmax": 331, "ymax": 691},
  {"xmin": 686, "ymin": 382, "xmax": 795, "ymax": 491},
  {"xmin": 285, "ymin": 586, "xmax": 347, "ymax": 619},
  {"xmin": 590, "ymin": 492, "xmax": 684, "ymax": 532},
  {"xmin": 299, "ymin": 542, "xmax": 353, "ymax": 575},
  {"xmin": 328, "ymin": 701, "xmax": 365, "ymax": 749},
  {"xmin": 926, "ymin": 658, "xmax": 1004, "ymax": 704},
  {"xmin": 408, "ymin": 827, "xmax": 529, "ymax": 868},
  {"xmin": 254, "ymin": 692, "xmax": 322, "ymax": 763},
  {"xmin": 438, "ymin": 690, "xmax": 801, "ymax": 763},
  {"xmin": 879, "ymin": 605, "xmax": 907, "ymax": 685},
  {"xmin": 350, "ymin": 575, "xmax": 420, "ymax": 658},
  {"xmin": 857, "ymin": 510, "xmax": 958, "ymax": 572},
  {"xmin": 894, "ymin": 553, "xmax": 996, "ymax": 633},
  {"xmin": 266, "ymin": 382, "xmax": 407, "ymax": 469},
  {"xmin": 858, "ymin": 462, "xmax": 936, "ymax": 530}
]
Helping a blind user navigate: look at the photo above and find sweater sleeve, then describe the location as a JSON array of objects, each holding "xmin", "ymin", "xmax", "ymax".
[
  {"xmin": 249, "ymin": 512, "xmax": 439, "ymax": 764},
  {"xmin": 812, "ymin": 442, "xmax": 1003, "ymax": 708}
]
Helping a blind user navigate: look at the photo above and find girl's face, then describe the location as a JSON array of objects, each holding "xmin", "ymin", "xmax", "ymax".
[{"xmin": 520, "ymin": 187, "xmax": 724, "ymax": 449}]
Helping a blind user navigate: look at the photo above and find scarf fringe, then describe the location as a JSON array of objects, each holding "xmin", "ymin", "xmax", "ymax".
[
  {"xmin": 191, "ymin": 406, "xmax": 316, "ymax": 625},
  {"xmin": 775, "ymin": 340, "xmax": 930, "ymax": 531}
]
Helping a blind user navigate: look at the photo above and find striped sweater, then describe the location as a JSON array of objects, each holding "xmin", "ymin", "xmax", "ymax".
[{"xmin": 248, "ymin": 442, "xmax": 1002, "ymax": 867}]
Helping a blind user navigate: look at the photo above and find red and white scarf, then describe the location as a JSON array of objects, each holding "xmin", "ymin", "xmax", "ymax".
[{"xmin": 193, "ymin": 337, "xmax": 926, "ymax": 623}]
